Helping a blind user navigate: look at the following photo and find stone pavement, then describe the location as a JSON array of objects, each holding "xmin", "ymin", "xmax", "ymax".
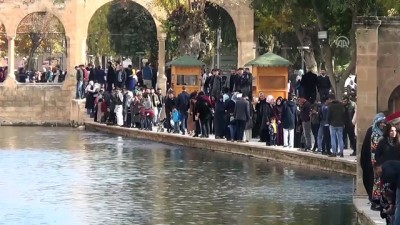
[{"xmin": 354, "ymin": 197, "xmax": 385, "ymax": 225}]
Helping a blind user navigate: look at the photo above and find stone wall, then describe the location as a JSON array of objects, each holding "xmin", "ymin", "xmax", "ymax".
[
  {"xmin": 355, "ymin": 17, "xmax": 400, "ymax": 195},
  {"xmin": 0, "ymin": 82, "xmax": 74, "ymax": 125},
  {"xmin": 85, "ymin": 122, "xmax": 356, "ymax": 176}
]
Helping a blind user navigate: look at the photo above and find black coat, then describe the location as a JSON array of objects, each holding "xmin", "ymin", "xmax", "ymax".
[
  {"xmin": 300, "ymin": 71, "xmax": 318, "ymax": 101},
  {"xmin": 375, "ymin": 138, "xmax": 400, "ymax": 164},
  {"xmin": 255, "ymin": 99, "xmax": 272, "ymax": 130},
  {"xmin": 282, "ymin": 100, "xmax": 297, "ymax": 129},
  {"xmin": 214, "ymin": 100, "xmax": 226, "ymax": 137},
  {"xmin": 165, "ymin": 97, "xmax": 176, "ymax": 116},
  {"xmin": 360, "ymin": 127, "xmax": 373, "ymax": 199},
  {"xmin": 195, "ymin": 97, "xmax": 212, "ymax": 121},
  {"xmin": 107, "ymin": 66, "xmax": 116, "ymax": 84}
]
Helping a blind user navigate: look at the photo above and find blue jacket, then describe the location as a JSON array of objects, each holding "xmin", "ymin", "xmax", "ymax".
[
  {"xmin": 172, "ymin": 110, "xmax": 180, "ymax": 123},
  {"xmin": 282, "ymin": 100, "xmax": 297, "ymax": 129},
  {"xmin": 176, "ymin": 91, "xmax": 190, "ymax": 112},
  {"xmin": 142, "ymin": 66, "xmax": 153, "ymax": 80}
]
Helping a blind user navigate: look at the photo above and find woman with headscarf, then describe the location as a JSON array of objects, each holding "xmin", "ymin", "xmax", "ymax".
[
  {"xmin": 214, "ymin": 95, "xmax": 226, "ymax": 139},
  {"xmin": 124, "ymin": 91, "xmax": 134, "ymax": 128},
  {"xmin": 370, "ymin": 113, "xmax": 387, "ymax": 210},
  {"xmin": 85, "ymin": 80, "xmax": 96, "ymax": 117},
  {"xmin": 273, "ymin": 97, "xmax": 284, "ymax": 145},
  {"xmin": 255, "ymin": 93, "xmax": 273, "ymax": 143},
  {"xmin": 187, "ymin": 91, "xmax": 198, "ymax": 136}
]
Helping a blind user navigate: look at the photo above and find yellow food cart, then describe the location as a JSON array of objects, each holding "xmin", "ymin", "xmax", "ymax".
[
  {"xmin": 166, "ymin": 55, "xmax": 204, "ymax": 95},
  {"xmin": 245, "ymin": 52, "xmax": 292, "ymax": 99}
]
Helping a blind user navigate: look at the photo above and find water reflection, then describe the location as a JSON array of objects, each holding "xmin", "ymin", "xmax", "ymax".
[{"xmin": 0, "ymin": 127, "xmax": 356, "ymax": 225}]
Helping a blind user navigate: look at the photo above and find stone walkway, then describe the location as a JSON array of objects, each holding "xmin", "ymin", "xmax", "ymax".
[
  {"xmin": 354, "ymin": 197, "xmax": 385, "ymax": 225},
  {"xmin": 109, "ymin": 120, "xmax": 358, "ymax": 163}
]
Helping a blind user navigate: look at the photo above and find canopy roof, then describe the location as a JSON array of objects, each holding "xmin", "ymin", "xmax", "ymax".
[
  {"xmin": 244, "ymin": 52, "xmax": 292, "ymax": 67},
  {"xmin": 166, "ymin": 55, "xmax": 205, "ymax": 67}
]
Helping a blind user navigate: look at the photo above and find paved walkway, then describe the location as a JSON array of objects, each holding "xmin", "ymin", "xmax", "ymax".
[{"xmin": 354, "ymin": 197, "xmax": 385, "ymax": 225}]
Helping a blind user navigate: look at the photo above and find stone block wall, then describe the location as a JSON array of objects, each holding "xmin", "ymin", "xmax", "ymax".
[{"xmin": 0, "ymin": 83, "xmax": 74, "ymax": 125}]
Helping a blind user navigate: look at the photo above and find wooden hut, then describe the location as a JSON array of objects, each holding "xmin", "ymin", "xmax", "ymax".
[
  {"xmin": 166, "ymin": 55, "xmax": 204, "ymax": 95},
  {"xmin": 245, "ymin": 52, "xmax": 292, "ymax": 99}
]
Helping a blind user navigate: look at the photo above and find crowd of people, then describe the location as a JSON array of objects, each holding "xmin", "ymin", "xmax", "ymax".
[
  {"xmin": 80, "ymin": 61, "xmax": 359, "ymax": 159},
  {"xmin": 0, "ymin": 65, "xmax": 67, "ymax": 83},
  {"xmin": 361, "ymin": 111, "xmax": 400, "ymax": 225},
  {"xmin": 78, "ymin": 60, "xmax": 400, "ymax": 225}
]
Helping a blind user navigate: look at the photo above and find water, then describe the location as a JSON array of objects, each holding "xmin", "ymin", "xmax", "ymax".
[{"xmin": 0, "ymin": 127, "xmax": 356, "ymax": 225}]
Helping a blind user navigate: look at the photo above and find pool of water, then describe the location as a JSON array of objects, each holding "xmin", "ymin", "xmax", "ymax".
[{"xmin": 0, "ymin": 127, "xmax": 356, "ymax": 225}]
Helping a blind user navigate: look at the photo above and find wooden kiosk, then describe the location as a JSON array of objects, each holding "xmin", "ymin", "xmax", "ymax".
[
  {"xmin": 166, "ymin": 55, "xmax": 204, "ymax": 95},
  {"xmin": 245, "ymin": 52, "xmax": 292, "ymax": 99}
]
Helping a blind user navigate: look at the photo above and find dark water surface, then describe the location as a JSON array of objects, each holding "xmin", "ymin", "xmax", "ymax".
[{"xmin": 0, "ymin": 127, "xmax": 356, "ymax": 225}]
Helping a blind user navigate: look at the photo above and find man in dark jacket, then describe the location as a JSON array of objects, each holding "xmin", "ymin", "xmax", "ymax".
[
  {"xmin": 95, "ymin": 66, "xmax": 106, "ymax": 85},
  {"xmin": 234, "ymin": 93, "xmax": 250, "ymax": 142},
  {"xmin": 282, "ymin": 95, "xmax": 297, "ymax": 148},
  {"xmin": 176, "ymin": 86, "xmax": 190, "ymax": 135},
  {"xmin": 106, "ymin": 62, "xmax": 116, "ymax": 92},
  {"xmin": 300, "ymin": 68, "xmax": 318, "ymax": 103},
  {"xmin": 317, "ymin": 69, "xmax": 331, "ymax": 101},
  {"xmin": 88, "ymin": 64, "xmax": 95, "ymax": 81},
  {"xmin": 299, "ymin": 97, "xmax": 312, "ymax": 151},
  {"xmin": 327, "ymin": 94, "xmax": 345, "ymax": 157}
]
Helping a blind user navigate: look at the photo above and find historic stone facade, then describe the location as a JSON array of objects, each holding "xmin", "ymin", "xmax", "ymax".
[
  {"xmin": 0, "ymin": 0, "xmax": 255, "ymax": 124},
  {"xmin": 355, "ymin": 17, "xmax": 400, "ymax": 195}
]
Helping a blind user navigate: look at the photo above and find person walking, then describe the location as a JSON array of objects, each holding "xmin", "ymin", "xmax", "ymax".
[
  {"xmin": 233, "ymin": 93, "xmax": 250, "ymax": 142},
  {"xmin": 282, "ymin": 95, "xmax": 297, "ymax": 148},
  {"xmin": 176, "ymin": 86, "xmax": 190, "ymax": 135},
  {"xmin": 299, "ymin": 97, "xmax": 312, "ymax": 151},
  {"xmin": 327, "ymin": 94, "xmax": 345, "ymax": 157}
]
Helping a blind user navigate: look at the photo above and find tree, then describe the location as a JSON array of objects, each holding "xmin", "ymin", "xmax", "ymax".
[
  {"xmin": 87, "ymin": 3, "xmax": 115, "ymax": 66},
  {"xmin": 87, "ymin": 0, "xmax": 158, "ymax": 66},
  {"xmin": 153, "ymin": 0, "xmax": 237, "ymax": 63},
  {"xmin": 251, "ymin": 0, "xmax": 380, "ymax": 97},
  {"xmin": 16, "ymin": 12, "xmax": 65, "ymax": 70}
]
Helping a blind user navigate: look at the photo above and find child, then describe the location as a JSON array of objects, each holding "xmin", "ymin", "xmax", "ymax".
[
  {"xmin": 172, "ymin": 107, "xmax": 180, "ymax": 133},
  {"xmin": 269, "ymin": 117, "xmax": 277, "ymax": 146},
  {"xmin": 380, "ymin": 183, "xmax": 395, "ymax": 224}
]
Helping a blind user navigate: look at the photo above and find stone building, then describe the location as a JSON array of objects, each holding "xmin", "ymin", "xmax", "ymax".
[
  {"xmin": 356, "ymin": 17, "xmax": 400, "ymax": 195},
  {"xmin": 0, "ymin": 0, "xmax": 255, "ymax": 125}
]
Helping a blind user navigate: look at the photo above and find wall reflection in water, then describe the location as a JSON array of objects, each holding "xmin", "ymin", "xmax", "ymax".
[{"xmin": 0, "ymin": 127, "xmax": 356, "ymax": 225}]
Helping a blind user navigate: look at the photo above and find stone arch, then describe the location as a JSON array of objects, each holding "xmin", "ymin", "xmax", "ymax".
[
  {"xmin": 83, "ymin": 0, "xmax": 165, "ymax": 39},
  {"xmin": 388, "ymin": 85, "xmax": 400, "ymax": 113},
  {"xmin": 8, "ymin": 7, "xmax": 69, "ymax": 38},
  {"xmin": 208, "ymin": 0, "xmax": 255, "ymax": 67},
  {"xmin": 14, "ymin": 11, "xmax": 67, "ymax": 74}
]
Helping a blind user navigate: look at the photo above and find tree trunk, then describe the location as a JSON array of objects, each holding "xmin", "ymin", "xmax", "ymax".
[
  {"xmin": 95, "ymin": 53, "xmax": 102, "ymax": 67},
  {"xmin": 295, "ymin": 29, "xmax": 318, "ymax": 73},
  {"xmin": 179, "ymin": 27, "xmax": 202, "ymax": 59}
]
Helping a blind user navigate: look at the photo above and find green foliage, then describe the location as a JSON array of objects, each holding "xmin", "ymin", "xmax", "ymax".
[
  {"xmin": 157, "ymin": 0, "xmax": 237, "ymax": 61},
  {"xmin": 87, "ymin": 4, "xmax": 114, "ymax": 57}
]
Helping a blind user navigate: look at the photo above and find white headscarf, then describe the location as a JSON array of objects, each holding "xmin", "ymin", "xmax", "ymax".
[
  {"xmin": 266, "ymin": 95, "xmax": 274, "ymax": 104},
  {"xmin": 126, "ymin": 91, "xmax": 133, "ymax": 107}
]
